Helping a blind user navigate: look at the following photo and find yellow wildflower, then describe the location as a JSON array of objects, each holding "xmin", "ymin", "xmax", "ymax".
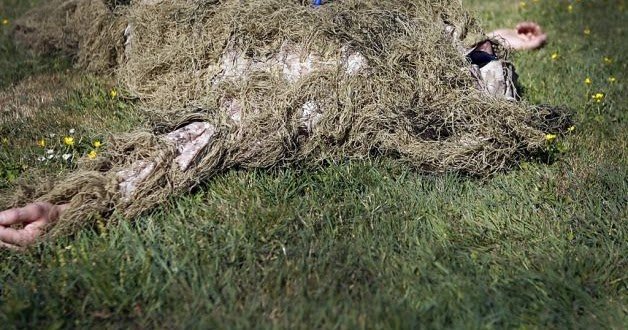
[
  {"xmin": 1, "ymin": 19, "xmax": 8, "ymax": 26},
  {"xmin": 551, "ymin": 52, "xmax": 559, "ymax": 61},
  {"xmin": 87, "ymin": 150, "xmax": 98, "ymax": 159},
  {"xmin": 110, "ymin": 88, "xmax": 118, "ymax": 99},
  {"xmin": 603, "ymin": 57, "xmax": 613, "ymax": 64},
  {"xmin": 567, "ymin": 126, "xmax": 575, "ymax": 132},
  {"xmin": 63, "ymin": 136, "xmax": 75, "ymax": 146},
  {"xmin": 591, "ymin": 92, "xmax": 605, "ymax": 103},
  {"xmin": 545, "ymin": 134, "xmax": 557, "ymax": 142},
  {"xmin": 584, "ymin": 77, "xmax": 592, "ymax": 85},
  {"xmin": 583, "ymin": 28, "xmax": 591, "ymax": 35},
  {"xmin": 37, "ymin": 138, "xmax": 46, "ymax": 148},
  {"xmin": 608, "ymin": 76, "xmax": 616, "ymax": 83},
  {"xmin": 567, "ymin": 4, "xmax": 573, "ymax": 12},
  {"xmin": 92, "ymin": 140, "xmax": 102, "ymax": 148}
]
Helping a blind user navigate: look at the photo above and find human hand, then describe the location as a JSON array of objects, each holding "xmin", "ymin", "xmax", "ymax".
[
  {"xmin": 0, "ymin": 202, "xmax": 69, "ymax": 249},
  {"xmin": 489, "ymin": 22, "xmax": 547, "ymax": 51},
  {"xmin": 516, "ymin": 22, "xmax": 545, "ymax": 39}
]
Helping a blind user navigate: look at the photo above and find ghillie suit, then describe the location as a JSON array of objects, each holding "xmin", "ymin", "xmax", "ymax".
[{"xmin": 9, "ymin": 0, "xmax": 570, "ymax": 235}]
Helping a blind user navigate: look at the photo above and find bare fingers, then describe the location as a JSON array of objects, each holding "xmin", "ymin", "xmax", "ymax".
[
  {"xmin": 516, "ymin": 22, "xmax": 544, "ymax": 37},
  {"xmin": 0, "ymin": 225, "xmax": 40, "ymax": 248},
  {"xmin": 0, "ymin": 208, "xmax": 22, "ymax": 226},
  {"xmin": 529, "ymin": 33, "xmax": 547, "ymax": 49},
  {"xmin": 0, "ymin": 202, "xmax": 50, "ymax": 226},
  {"xmin": 0, "ymin": 240, "xmax": 22, "ymax": 250},
  {"xmin": 0, "ymin": 203, "xmax": 69, "ymax": 249}
]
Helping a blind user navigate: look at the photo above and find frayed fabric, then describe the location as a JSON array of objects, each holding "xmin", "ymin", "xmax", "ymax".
[{"xmin": 8, "ymin": 0, "xmax": 571, "ymax": 235}]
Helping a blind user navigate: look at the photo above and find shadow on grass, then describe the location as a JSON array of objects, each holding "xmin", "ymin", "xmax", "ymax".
[{"xmin": 0, "ymin": 35, "xmax": 71, "ymax": 89}]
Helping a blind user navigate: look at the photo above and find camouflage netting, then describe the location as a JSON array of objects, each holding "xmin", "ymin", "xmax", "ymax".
[{"xmin": 9, "ymin": 0, "xmax": 571, "ymax": 235}]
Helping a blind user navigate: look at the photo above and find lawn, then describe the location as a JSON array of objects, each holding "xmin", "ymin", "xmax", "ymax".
[{"xmin": 0, "ymin": 0, "xmax": 626, "ymax": 328}]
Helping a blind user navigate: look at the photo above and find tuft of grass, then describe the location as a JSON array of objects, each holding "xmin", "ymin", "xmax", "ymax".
[{"xmin": 0, "ymin": 0, "xmax": 626, "ymax": 328}]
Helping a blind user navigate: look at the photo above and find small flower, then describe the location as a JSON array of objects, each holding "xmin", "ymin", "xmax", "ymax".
[
  {"xmin": 62, "ymin": 153, "xmax": 72, "ymax": 161},
  {"xmin": 545, "ymin": 134, "xmax": 557, "ymax": 142},
  {"xmin": 49, "ymin": 133, "xmax": 56, "ymax": 138},
  {"xmin": 110, "ymin": 88, "xmax": 118, "ymax": 99},
  {"xmin": 87, "ymin": 150, "xmax": 98, "ymax": 159},
  {"xmin": 584, "ymin": 77, "xmax": 592, "ymax": 85},
  {"xmin": 46, "ymin": 149, "xmax": 55, "ymax": 154},
  {"xmin": 69, "ymin": 128, "xmax": 76, "ymax": 134},
  {"xmin": 37, "ymin": 138, "xmax": 46, "ymax": 148},
  {"xmin": 92, "ymin": 140, "xmax": 102, "ymax": 148},
  {"xmin": 63, "ymin": 136, "xmax": 75, "ymax": 146},
  {"xmin": 567, "ymin": 4, "xmax": 573, "ymax": 12},
  {"xmin": 603, "ymin": 57, "xmax": 613, "ymax": 64},
  {"xmin": 583, "ymin": 28, "xmax": 591, "ymax": 35},
  {"xmin": 591, "ymin": 92, "xmax": 605, "ymax": 103},
  {"xmin": 551, "ymin": 52, "xmax": 560, "ymax": 61},
  {"xmin": 1, "ymin": 19, "xmax": 8, "ymax": 26},
  {"xmin": 47, "ymin": 154, "xmax": 55, "ymax": 160},
  {"xmin": 567, "ymin": 126, "xmax": 575, "ymax": 132},
  {"xmin": 608, "ymin": 76, "xmax": 616, "ymax": 83}
]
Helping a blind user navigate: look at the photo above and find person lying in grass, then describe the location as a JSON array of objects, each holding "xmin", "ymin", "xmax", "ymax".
[{"xmin": 0, "ymin": 0, "xmax": 556, "ymax": 250}]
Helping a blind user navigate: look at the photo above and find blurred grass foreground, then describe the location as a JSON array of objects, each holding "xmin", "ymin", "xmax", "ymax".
[{"xmin": 0, "ymin": 0, "xmax": 626, "ymax": 328}]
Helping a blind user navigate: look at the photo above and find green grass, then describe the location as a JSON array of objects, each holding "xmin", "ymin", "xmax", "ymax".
[
  {"xmin": 0, "ymin": 0, "xmax": 70, "ymax": 89},
  {"xmin": 1, "ymin": 0, "xmax": 626, "ymax": 328}
]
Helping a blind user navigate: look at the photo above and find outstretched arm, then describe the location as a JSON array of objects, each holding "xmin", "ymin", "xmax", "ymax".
[
  {"xmin": 1, "ymin": 42, "xmax": 357, "ymax": 249},
  {"xmin": 0, "ymin": 121, "xmax": 216, "ymax": 250}
]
